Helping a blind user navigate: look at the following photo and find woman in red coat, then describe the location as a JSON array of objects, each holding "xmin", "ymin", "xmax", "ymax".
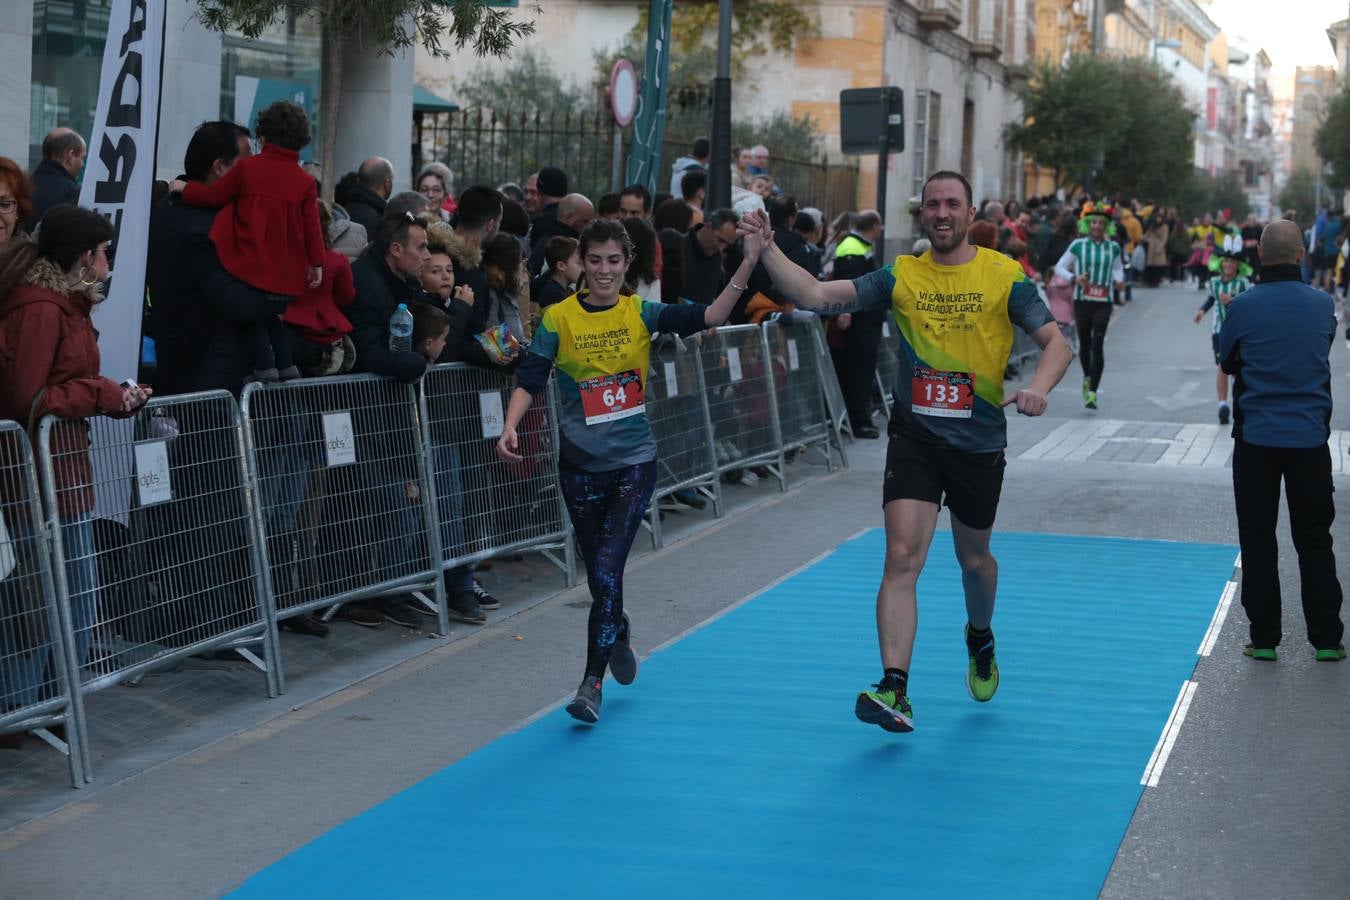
[
  {"xmin": 173, "ymin": 100, "xmax": 325, "ymax": 382},
  {"xmin": 0, "ymin": 205, "xmax": 149, "ymax": 719}
]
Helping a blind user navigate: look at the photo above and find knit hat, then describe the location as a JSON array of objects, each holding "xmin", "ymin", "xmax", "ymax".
[{"xmin": 538, "ymin": 166, "xmax": 568, "ymax": 198}]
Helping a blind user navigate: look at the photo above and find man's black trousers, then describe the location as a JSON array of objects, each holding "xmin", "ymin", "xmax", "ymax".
[{"xmin": 1232, "ymin": 439, "xmax": 1345, "ymax": 649}]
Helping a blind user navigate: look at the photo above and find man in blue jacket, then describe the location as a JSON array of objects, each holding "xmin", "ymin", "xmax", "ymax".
[{"xmin": 1219, "ymin": 219, "xmax": 1346, "ymax": 661}]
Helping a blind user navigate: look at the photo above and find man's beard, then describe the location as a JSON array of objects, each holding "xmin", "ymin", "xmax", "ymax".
[{"xmin": 927, "ymin": 219, "xmax": 964, "ymax": 250}]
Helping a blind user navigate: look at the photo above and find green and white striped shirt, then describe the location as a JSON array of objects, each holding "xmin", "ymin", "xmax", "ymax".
[
  {"xmin": 1202, "ymin": 275, "xmax": 1251, "ymax": 334},
  {"xmin": 1055, "ymin": 237, "xmax": 1125, "ymax": 302}
]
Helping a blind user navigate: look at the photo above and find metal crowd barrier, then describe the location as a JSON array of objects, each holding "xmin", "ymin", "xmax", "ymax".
[
  {"xmin": 241, "ymin": 375, "xmax": 446, "ymax": 690},
  {"xmin": 419, "ymin": 364, "xmax": 575, "ymax": 583},
  {"xmin": 1, "ymin": 421, "xmax": 86, "ymax": 787},
  {"xmin": 763, "ymin": 319, "xmax": 843, "ymax": 476},
  {"xmin": 874, "ymin": 317, "xmax": 903, "ymax": 420},
  {"xmin": 807, "ymin": 318, "xmax": 852, "ymax": 453},
  {"xmin": 643, "ymin": 335, "xmax": 724, "ymax": 548},
  {"xmin": 700, "ymin": 324, "xmax": 786, "ymax": 491},
  {"xmin": 37, "ymin": 392, "xmax": 277, "ymax": 781}
]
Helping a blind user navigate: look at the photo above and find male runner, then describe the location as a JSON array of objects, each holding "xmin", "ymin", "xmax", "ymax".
[
  {"xmin": 1193, "ymin": 246, "xmax": 1251, "ymax": 424},
  {"xmin": 1054, "ymin": 203, "xmax": 1125, "ymax": 410},
  {"xmin": 741, "ymin": 171, "xmax": 1073, "ymax": 732}
]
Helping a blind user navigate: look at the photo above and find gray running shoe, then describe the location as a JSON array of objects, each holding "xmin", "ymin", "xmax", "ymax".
[
  {"xmin": 566, "ymin": 677, "xmax": 603, "ymax": 723},
  {"xmin": 609, "ymin": 613, "xmax": 638, "ymax": 685}
]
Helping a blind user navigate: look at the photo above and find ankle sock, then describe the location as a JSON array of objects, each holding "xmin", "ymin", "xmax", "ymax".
[
  {"xmin": 881, "ymin": 667, "xmax": 908, "ymax": 695},
  {"xmin": 967, "ymin": 624, "xmax": 992, "ymax": 653}
]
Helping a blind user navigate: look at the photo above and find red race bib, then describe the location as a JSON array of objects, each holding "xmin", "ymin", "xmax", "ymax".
[
  {"xmin": 578, "ymin": 370, "xmax": 645, "ymax": 425},
  {"xmin": 911, "ymin": 366, "xmax": 974, "ymax": 419},
  {"xmin": 1082, "ymin": 283, "xmax": 1109, "ymax": 300}
]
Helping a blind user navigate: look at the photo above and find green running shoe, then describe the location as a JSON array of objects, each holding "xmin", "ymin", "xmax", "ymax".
[
  {"xmin": 1243, "ymin": 644, "xmax": 1277, "ymax": 661},
  {"xmin": 1084, "ymin": 390, "xmax": 1098, "ymax": 410},
  {"xmin": 965, "ymin": 625, "xmax": 1000, "ymax": 702},
  {"xmin": 1314, "ymin": 645, "xmax": 1347, "ymax": 661},
  {"xmin": 855, "ymin": 682, "xmax": 914, "ymax": 733}
]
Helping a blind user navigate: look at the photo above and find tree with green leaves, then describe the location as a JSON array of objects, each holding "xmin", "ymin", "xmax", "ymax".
[
  {"xmin": 1004, "ymin": 57, "xmax": 1128, "ymax": 189},
  {"xmin": 1279, "ymin": 169, "xmax": 1318, "ymax": 223},
  {"xmin": 596, "ymin": 1, "xmax": 822, "ymax": 160},
  {"xmin": 194, "ymin": 0, "xmax": 535, "ymax": 200},
  {"xmin": 1006, "ymin": 56, "xmax": 1196, "ymax": 201},
  {"xmin": 1097, "ymin": 59, "xmax": 1195, "ymax": 201},
  {"xmin": 1315, "ymin": 84, "xmax": 1350, "ymax": 190}
]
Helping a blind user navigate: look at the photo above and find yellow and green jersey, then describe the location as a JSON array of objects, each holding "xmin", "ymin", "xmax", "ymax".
[
  {"xmin": 524, "ymin": 292, "xmax": 707, "ymax": 470},
  {"xmin": 853, "ymin": 247, "xmax": 1053, "ymax": 452}
]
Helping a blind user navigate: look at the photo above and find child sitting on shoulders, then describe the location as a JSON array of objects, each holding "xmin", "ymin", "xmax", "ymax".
[{"xmin": 171, "ymin": 100, "xmax": 324, "ymax": 382}]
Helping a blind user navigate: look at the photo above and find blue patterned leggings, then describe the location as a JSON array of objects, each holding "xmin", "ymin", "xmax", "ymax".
[{"xmin": 559, "ymin": 461, "xmax": 658, "ymax": 679}]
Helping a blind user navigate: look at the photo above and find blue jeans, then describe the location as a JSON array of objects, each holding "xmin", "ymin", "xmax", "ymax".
[{"xmin": 0, "ymin": 515, "xmax": 97, "ymax": 711}]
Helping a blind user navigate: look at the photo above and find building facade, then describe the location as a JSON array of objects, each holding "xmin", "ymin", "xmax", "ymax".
[
  {"xmin": 416, "ymin": 0, "xmax": 1035, "ymax": 247},
  {"xmin": 3, "ymin": 3, "xmax": 417, "ymax": 190}
]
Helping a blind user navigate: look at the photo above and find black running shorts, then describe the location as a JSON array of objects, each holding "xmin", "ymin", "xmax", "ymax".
[
  {"xmin": 1211, "ymin": 332, "xmax": 1222, "ymax": 365},
  {"xmin": 882, "ymin": 427, "xmax": 1006, "ymax": 530}
]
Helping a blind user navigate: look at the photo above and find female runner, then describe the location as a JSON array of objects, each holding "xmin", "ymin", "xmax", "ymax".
[{"xmin": 496, "ymin": 217, "xmax": 763, "ymax": 723}]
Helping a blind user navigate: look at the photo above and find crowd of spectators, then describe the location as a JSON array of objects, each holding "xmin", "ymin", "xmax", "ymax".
[{"xmin": 1, "ymin": 120, "xmax": 1306, "ymax": 654}]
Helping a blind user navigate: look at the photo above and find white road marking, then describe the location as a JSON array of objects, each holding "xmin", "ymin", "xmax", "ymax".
[
  {"xmin": 1142, "ymin": 681, "xmax": 1199, "ymax": 788},
  {"xmin": 1065, "ymin": 420, "xmax": 1126, "ymax": 462},
  {"xmin": 1198, "ymin": 580, "xmax": 1238, "ymax": 656}
]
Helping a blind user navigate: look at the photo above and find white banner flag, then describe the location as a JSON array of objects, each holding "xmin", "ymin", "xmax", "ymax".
[{"xmin": 79, "ymin": 0, "xmax": 165, "ymax": 382}]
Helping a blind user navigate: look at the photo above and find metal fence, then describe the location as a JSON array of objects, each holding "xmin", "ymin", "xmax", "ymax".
[
  {"xmin": 241, "ymin": 375, "xmax": 447, "ymax": 688},
  {"xmin": 420, "ymin": 364, "xmax": 574, "ymax": 582},
  {"xmin": 415, "ymin": 108, "xmax": 622, "ymax": 201},
  {"xmin": 1, "ymin": 421, "xmax": 85, "ymax": 787},
  {"xmin": 644, "ymin": 334, "xmax": 723, "ymax": 548},
  {"xmin": 7, "ymin": 327, "xmax": 876, "ymax": 789},
  {"xmin": 701, "ymin": 325, "xmax": 786, "ymax": 490},
  {"xmin": 874, "ymin": 317, "xmax": 903, "ymax": 420},
  {"xmin": 762, "ymin": 320, "xmax": 839, "ymax": 474},
  {"xmin": 807, "ymin": 318, "xmax": 852, "ymax": 453},
  {"xmin": 37, "ymin": 392, "xmax": 278, "ymax": 780}
]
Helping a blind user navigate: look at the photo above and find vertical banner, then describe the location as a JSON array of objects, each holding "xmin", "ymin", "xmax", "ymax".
[
  {"xmin": 79, "ymin": 0, "xmax": 166, "ymax": 382},
  {"xmin": 625, "ymin": 0, "xmax": 673, "ymax": 194}
]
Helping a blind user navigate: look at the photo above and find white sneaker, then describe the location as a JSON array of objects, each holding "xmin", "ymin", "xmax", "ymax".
[{"xmin": 738, "ymin": 470, "xmax": 760, "ymax": 486}]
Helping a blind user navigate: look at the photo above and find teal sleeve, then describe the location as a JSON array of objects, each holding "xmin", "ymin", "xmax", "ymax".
[
  {"xmin": 1007, "ymin": 280, "xmax": 1054, "ymax": 335},
  {"xmin": 851, "ymin": 265, "xmax": 895, "ymax": 312},
  {"xmin": 528, "ymin": 319, "xmax": 560, "ymax": 362},
  {"xmin": 640, "ymin": 300, "xmax": 665, "ymax": 333}
]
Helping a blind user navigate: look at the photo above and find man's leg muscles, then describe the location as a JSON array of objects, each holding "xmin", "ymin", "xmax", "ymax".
[
  {"xmin": 951, "ymin": 516, "xmax": 998, "ymax": 630},
  {"xmin": 878, "ymin": 498, "xmax": 941, "ymax": 671}
]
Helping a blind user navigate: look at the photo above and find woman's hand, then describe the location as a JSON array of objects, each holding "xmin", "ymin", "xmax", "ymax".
[
  {"xmin": 742, "ymin": 217, "xmax": 767, "ymax": 264},
  {"xmin": 496, "ymin": 426, "xmax": 522, "ymax": 462},
  {"xmin": 121, "ymin": 384, "xmax": 152, "ymax": 412}
]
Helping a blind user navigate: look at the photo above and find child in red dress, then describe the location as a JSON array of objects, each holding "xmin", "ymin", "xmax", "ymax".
[{"xmin": 171, "ymin": 100, "xmax": 324, "ymax": 381}]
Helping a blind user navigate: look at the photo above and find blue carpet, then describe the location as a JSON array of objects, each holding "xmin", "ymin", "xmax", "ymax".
[{"xmin": 233, "ymin": 531, "xmax": 1236, "ymax": 899}]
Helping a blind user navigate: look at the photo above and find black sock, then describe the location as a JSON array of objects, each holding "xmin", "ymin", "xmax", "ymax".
[
  {"xmin": 967, "ymin": 624, "xmax": 992, "ymax": 651},
  {"xmin": 881, "ymin": 667, "xmax": 908, "ymax": 694}
]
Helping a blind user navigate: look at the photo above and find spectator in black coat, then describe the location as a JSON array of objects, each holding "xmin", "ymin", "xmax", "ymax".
[
  {"xmin": 347, "ymin": 211, "xmax": 431, "ymax": 383},
  {"xmin": 679, "ymin": 209, "xmax": 739, "ymax": 304},
  {"xmin": 336, "ymin": 157, "xmax": 393, "ymax": 235},
  {"xmin": 148, "ymin": 121, "xmax": 275, "ymax": 396},
  {"xmin": 526, "ymin": 193, "xmax": 594, "ymax": 295},
  {"xmin": 23, "ymin": 128, "xmax": 85, "ymax": 232},
  {"xmin": 527, "ymin": 166, "xmax": 568, "ymax": 245}
]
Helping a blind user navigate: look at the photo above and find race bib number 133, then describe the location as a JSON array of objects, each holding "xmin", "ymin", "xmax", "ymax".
[
  {"xmin": 911, "ymin": 366, "xmax": 974, "ymax": 419},
  {"xmin": 579, "ymin": 370, "xmax": 645, "ymax": 425}
]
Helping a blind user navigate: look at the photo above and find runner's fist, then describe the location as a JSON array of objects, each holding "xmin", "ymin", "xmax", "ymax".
[{"xmin": 1001, "ymin": 388, "xmax": 1047, "ymax": 416}]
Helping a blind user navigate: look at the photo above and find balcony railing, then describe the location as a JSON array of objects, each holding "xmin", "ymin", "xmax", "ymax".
[{"xmin": 917, "ymin": 0, "xmax": 962, "ymax": 31}]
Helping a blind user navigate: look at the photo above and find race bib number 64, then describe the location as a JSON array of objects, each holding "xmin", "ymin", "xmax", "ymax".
[
  {"xmin": 911, "ymin": 366, "xmax": 974, "ymax": 419},
  {"xmin": 579, "ymin": 369, "xmax": 645, "ymax": 425}
]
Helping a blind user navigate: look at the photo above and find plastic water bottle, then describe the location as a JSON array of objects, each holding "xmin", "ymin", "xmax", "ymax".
[{"xmin": 389, "ymin": 303, "xmax": 414, "ymax": 353}]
